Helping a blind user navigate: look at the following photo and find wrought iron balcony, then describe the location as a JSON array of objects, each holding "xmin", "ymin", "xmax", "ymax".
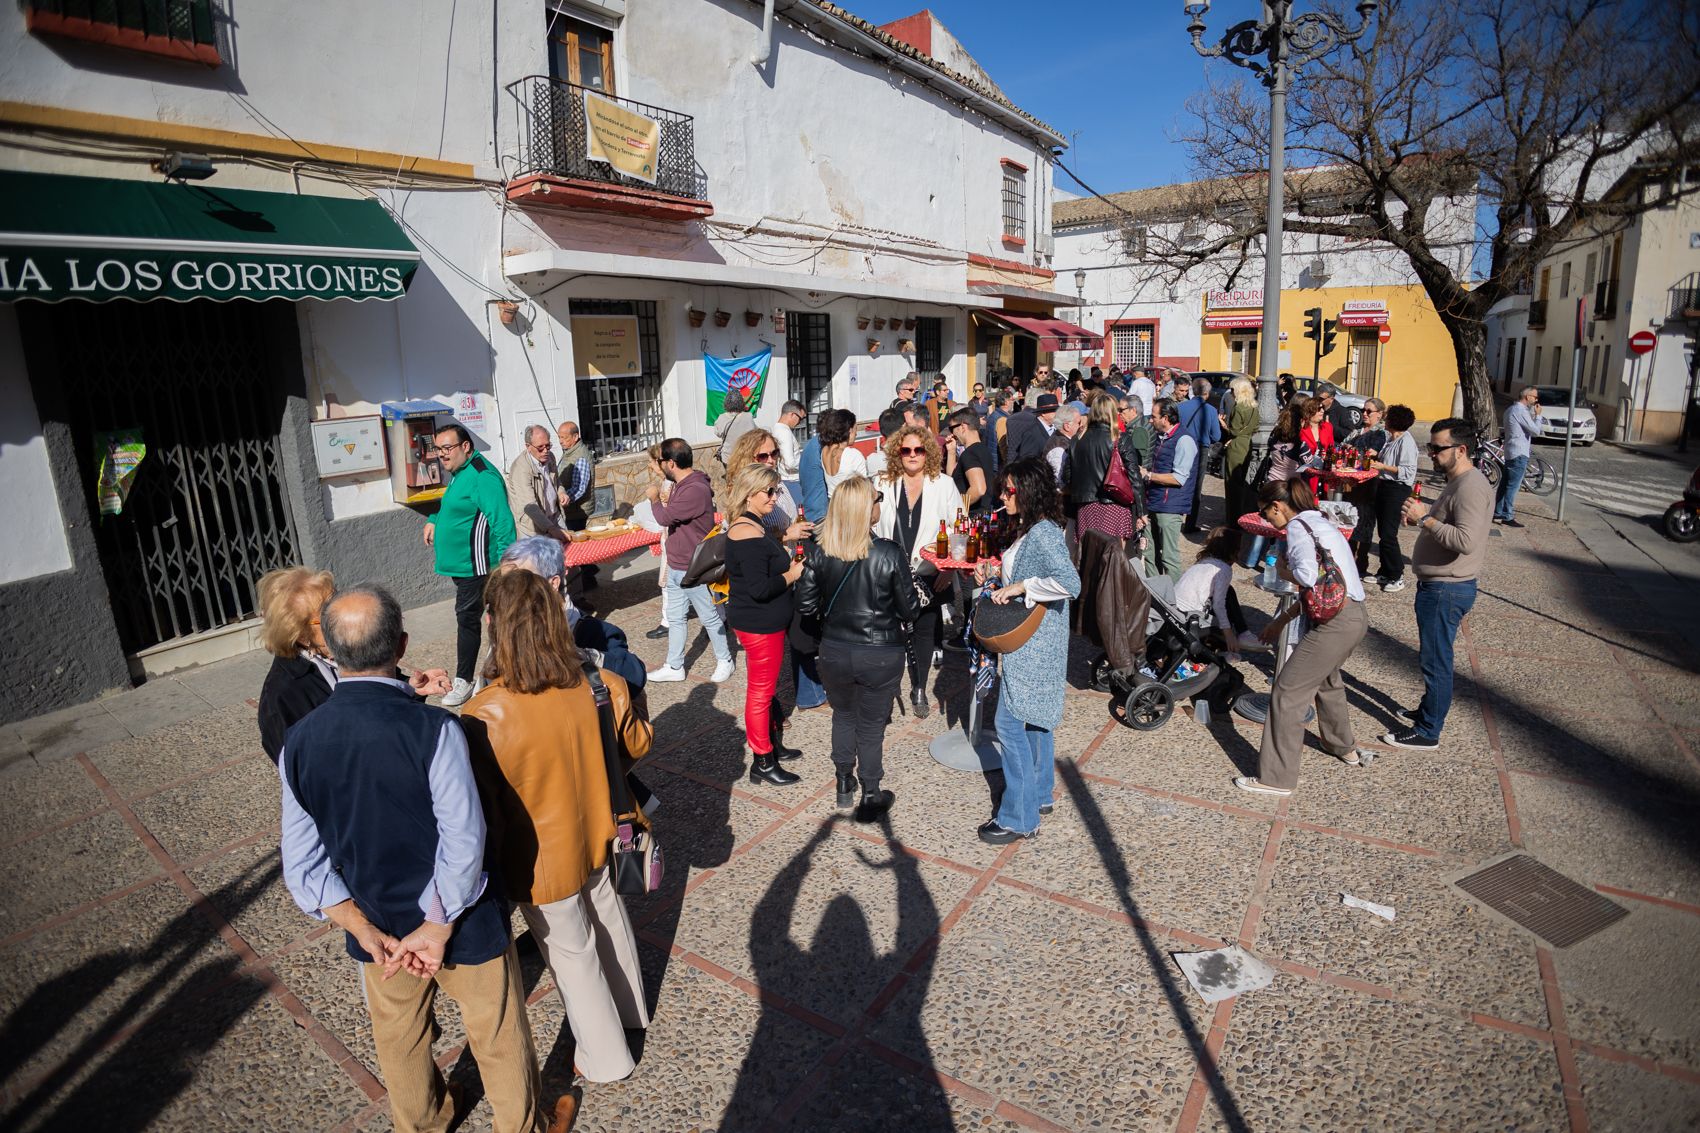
[
  {"xmin": 504, "ymin": 76, "xmax": 708, "ymax": 217},
  {"xmin": 1527, "ymin": 299, "xmax": 1548, "ymax": 329},
  {"xmin": 1593, "ymin": 278, "xmax": 1618, "ymax": 320},
  {"xmin": 1670, "ymin": 273, "xmax": 1700, "ymax": 321}
]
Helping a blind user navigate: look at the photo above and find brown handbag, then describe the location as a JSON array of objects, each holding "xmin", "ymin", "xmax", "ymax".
[{"xmin": 972, "ymin": 592, "xmax": 1047, "ymax": 654}]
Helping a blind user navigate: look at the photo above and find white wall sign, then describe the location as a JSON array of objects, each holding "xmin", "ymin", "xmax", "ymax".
[
  {"xmin": 1207, "ymin": 288, "xmax": 1263, "ymax": 309},
  {"xmin": 1341, "ymin": 299, "xmax": 1388, "ymax": 312},
  {"xmin": 848, "ymin": 360, "xmax": 860, "ymax": 386},
  {"xmin": 309, "ymin": 415, "xmax": 387, "ymax": 479}
]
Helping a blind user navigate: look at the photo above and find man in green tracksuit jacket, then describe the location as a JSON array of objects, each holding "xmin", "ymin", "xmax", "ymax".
[{"xmin": 423, "ymin": 423, "xmax": 515, "ymax": 704}]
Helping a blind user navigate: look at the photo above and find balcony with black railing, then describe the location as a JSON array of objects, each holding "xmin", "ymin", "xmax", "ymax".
[
  {"xmin": 1671, "ymin": 273, "xmax": 1700, "ymax": 321},
  {"xmin": 504, "ymin": 76, "xmax": 711, "ymax": 221},
  {"xmin": 1527, "ymin": 298, "xmax": 1548, "ymax": 329},
  {"xmin": 1593, "ymin": 278, "xmax": 1619, "ymax": 320}
]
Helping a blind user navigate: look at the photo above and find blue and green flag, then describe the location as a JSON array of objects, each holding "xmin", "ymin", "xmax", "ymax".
[{"xmin": 704, "ymin": 348, "xmax": 772, "ymax": 424}]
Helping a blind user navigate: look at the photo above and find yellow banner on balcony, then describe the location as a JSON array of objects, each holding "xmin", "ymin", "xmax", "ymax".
[{"xmin": 583, "ymin": 90, "xmax": 659, "ymax": 186}]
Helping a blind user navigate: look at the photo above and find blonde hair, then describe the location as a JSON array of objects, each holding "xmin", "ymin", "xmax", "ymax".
[
  {"xmin": 1087, "ymin": 390, "xmax": 1118, "ymax": 430},
  {"xmin": 1229, "ymin": 377, "xmax": 1255, "ymax": 406},
  {"xmin": 257, "ymin": 566, "xmax": 335, "ymax": 658},
  {"xmin": 879, "ymin": 424, "xmax": 942, "ymax": 482},
  {"xmin": 726, "ymin": 427, "xmax": 780, "ymax": 483},
  {"xmin": 726, "ymin": 463, "xmax": 780, "ymax": 521},
  {"xmin": 819, "ymin": 475, "xmax": 875, "ymax": 562}
]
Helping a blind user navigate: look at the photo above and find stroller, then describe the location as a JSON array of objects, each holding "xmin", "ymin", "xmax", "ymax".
[{"xmin": 1074, "ymin": 531, "xmax": 1245, "ymax": 731}]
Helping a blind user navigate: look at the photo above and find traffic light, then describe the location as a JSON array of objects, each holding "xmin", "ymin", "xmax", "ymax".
[
  {"xmin": 1302, "ymin": 307, "xmax": 1323, "ymax": 340},
  {"xmin": 1321, "ymin": 318, "xmax": 1339, "ymax": 356}
]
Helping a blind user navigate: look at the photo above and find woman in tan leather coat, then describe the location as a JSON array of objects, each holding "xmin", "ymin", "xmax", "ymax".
[{"xmin": 461, "ymin": 568, "xmax": 653, "ymax": 1087}]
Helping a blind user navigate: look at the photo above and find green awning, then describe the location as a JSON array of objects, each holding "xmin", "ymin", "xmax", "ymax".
[{"xmin": 0, "ymin": 171, "xmax": 420, "ymax": 303}]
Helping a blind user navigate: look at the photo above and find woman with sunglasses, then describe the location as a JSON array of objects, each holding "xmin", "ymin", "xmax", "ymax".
[
  {"xmin": 1235, "ymin": 477, "xmax": 1371, "ymax": 797},
  {"xmin": 1299, "ymin": 396, "xmax": 1336, "ymax": 498},
  {"xmin": 725, "ymin": 464, "xmax": 807, "ymax": 785},
  {"xmin": 973, "ymin": 459, "xmax": 1080, "ymax": 843},
  {"xmin": 873, "ymin": 424, "xmax": 965, "ymax": 718},
  {"xmin": 729, "ymin": 428, "xmax": 827, "ymax": 713},
  {"xmin": 796, "ymin": 476, "xmax": 918, "ymax": 818},
  {"xmin": 1341, "ymin": 397, "xmax": 1389, "ymax": 577}
]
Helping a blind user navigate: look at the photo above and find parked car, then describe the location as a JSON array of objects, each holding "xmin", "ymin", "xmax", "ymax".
[{"xmin": 1530, "ymin": 385, "xmax": 1597, "ymax": 445}]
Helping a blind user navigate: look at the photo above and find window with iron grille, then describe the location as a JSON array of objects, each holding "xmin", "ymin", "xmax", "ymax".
[
  {"xmin": 25, "ymin": 0, "xmax": 220, "ymax": 63},
  {"xmin": 785, "ymin": 312, "xmax": 832, "ymax": 438},
  {"xmin": 1002, "ymin": 169, "xmax": 1027, "ymax": 241},
  {"xmin": 1112, "ymin": 324, "xmax": 1154, "ymax": 369},
  {"xmin": 915, "ymin": 317, "xmax": 946, "ymax": 382},
  {"xmin": 568, "ymin": 299, "xmax": 664, "ymax": 457}
]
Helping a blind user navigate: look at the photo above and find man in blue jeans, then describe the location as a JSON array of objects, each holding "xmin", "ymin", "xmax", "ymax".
[
  {"xmin": 1495, "ymin": 385, "xmax": 1541, "ymax": 528},
  {"xmin": 644, "ymin": 439, "xmax": 735, "ymax": 684},
  {"xmin": 1383, "ymin": 418, "xmax": 1493, "ymax": 750}
]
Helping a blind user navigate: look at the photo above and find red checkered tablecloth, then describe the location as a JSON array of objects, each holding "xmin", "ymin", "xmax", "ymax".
[
  {"xmin": 1319, "ymin": 466, "xmax": 1378, "ymax": 486},
  {"xmin": 920, "ymin": 548, "xmax": 1000, "ymax": 572},
  {"xmin": 565, "ymin": 528, "xmax": 662, "ymax": 567},
  {"xmin": 1237, "ymin": 512, "xmax": 1353, "ymax": 541}
]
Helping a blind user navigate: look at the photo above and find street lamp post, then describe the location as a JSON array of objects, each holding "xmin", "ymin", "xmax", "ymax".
[{"xmin": 1184, "ymin": 0, "xmax": 1378, "ymax": 450}]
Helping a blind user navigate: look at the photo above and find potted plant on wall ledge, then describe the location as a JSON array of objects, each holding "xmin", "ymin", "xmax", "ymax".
[
  {"xmin": 872, "ymin": 317, "xmax": 887, "ymax": 330},
  {"xmin": 743, "ymin": 310, "xmax": 761, "ymax": 328},
  {"xmin": 713, "ymin": 310, "xmax": 731, "ymax": 327},
  {"xmin": 867, "ymin": 338, "xmax": 882, "ymax": 355},
  {"xmin": 857, "ymin": 314, "xmax": 871, "ymax": 330},
  {"xmin": 686, "ymin": 305, "xmax": 706, "ymax": 328},
  {"xmin": 898, "ymin": 338, "xmax": 915, "ymax": 354}
]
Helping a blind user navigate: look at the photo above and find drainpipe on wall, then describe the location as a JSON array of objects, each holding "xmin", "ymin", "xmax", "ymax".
[{"xmin": 751, "ymin": 0, "xmax": 775, "ymax": 65}]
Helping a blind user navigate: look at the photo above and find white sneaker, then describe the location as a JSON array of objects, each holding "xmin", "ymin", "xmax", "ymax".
[
  {"xmin": 710, "ymin": 658, "xmax": 736, "ymax": 683},
  {"xmin": 647, "ymin": 665, "xmax": 687, "ymax": 683},
  {"xmin": 1380, "ymin": 579, "xmax": 1406, "ymax": 594},
  {"xmin": 440, "ymin": 677, "xmax": 474, "ymax": 707}
]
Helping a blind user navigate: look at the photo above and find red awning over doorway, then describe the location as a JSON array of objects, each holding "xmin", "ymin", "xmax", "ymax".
[{"xmin": 981, "ymin": 309, "xmax": 1104, "ymax": 352}]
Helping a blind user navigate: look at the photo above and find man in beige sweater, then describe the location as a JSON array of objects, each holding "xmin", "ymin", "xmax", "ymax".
[{"xmin": 1382, "ymin": 417, "xmax": 1493, "ymax": 751}]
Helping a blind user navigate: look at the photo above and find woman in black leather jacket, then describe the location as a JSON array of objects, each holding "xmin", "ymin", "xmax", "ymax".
[
  {"xmin": 1071, "ymin": 392, "xmax": 1136, "ymax": 553},
  {"xmin": 796, "ymin": 475, "xmax": 920, "ymax": 820}
]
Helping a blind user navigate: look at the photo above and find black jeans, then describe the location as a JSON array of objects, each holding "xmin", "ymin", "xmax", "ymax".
[
  {"xmin": 908, "ymin": 593, "xmax": 944, "ymax": 693},
  {"xmin": 817, "ymin": 639, "xmax": 906, "ymax": 787},
  {"xmin": 452, "ymin": 574, "xmax": 486, "ymax": 682},
  {"xmin": 1370, "ymin": 481, "xmax": 1412, "ymax": 582}
]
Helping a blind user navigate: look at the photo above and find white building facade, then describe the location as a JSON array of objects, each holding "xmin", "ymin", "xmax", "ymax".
[
  {"xmin": 1503, "ymin": 162, "xmax": 1700, "ymax": 444},
  {"xmin": 0, "ymin": 0, "xmax": 1063, "ymax": 719}
]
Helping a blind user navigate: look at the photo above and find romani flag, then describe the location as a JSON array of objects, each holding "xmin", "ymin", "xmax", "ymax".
[{"xmin": 704, "ymin": 348, "xmax": 772, "ymax": 424}]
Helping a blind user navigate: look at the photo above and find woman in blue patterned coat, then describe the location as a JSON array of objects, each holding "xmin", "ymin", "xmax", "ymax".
[{"xmin": 974, "ymin": 458, "xmax": 1081, "ymax": 843}]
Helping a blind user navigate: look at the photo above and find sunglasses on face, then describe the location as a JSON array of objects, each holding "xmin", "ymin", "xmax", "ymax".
[
  {"xmin": 898, "ymin": 445, "xmax": 927, "ymax": 457},
  {"xmin": 873, "ymin": 491, "xmax": 885, "ymax": 503},
  {"xmin": 1426, "ymin": 441, "xmax": 1464, "ymax": 455},
  {"xmin": 752, "ymin": 487, "xmax": 778, "ymax": 499},
  {"xmin": 753, "ymin": 450, "xmax": 777, "ymax": 462},
  {"xmin": 1002, "ymin": 485, "xmax": 1018, "ymax": 497}
]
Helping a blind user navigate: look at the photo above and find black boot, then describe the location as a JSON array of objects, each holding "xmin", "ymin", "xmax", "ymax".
[
  {"xmin": 909, "ymin": 682, "xmax": 931, "ymax": 720},
  {"xmin": 834, "ymin": 766, "xmax": 858, "ymax": 809},
  {"xmin": 854, "ymin": 780, "xmax": 894, "ymax": 822},
  {"xmin": 769, "ymin": 702, "xmax": 802, "ymax": 761},
  {"xmin": 749, "ymin": 751, "xmax": 801, "ymax": 786}
]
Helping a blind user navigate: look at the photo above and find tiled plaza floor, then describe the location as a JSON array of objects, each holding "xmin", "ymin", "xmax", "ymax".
[{"xmin": 4, "ymin": 496, "xmax": 1700, "ymax": 1132}]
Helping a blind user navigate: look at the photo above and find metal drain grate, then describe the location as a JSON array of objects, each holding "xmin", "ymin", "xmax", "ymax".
[{"xmin": 1453, "ymin": 854, "xmax": 1628, "ymax": 948}]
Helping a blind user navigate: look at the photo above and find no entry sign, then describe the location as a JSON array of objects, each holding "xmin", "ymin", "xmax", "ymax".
[
  {"xmin": 1377, "ymin": 325, "xmax": 1392, "ymax": 344},
  {"xmin": 1629, "ymin": 329, "xmax": 1657, "ymax": 356}
]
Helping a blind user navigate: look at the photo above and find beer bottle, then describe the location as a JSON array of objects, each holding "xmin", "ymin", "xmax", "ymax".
[
  {"xmin": 965, "ymin": 520, "xmax": 980, "ymax": 563},
  {"xmin": 935, "ymin": 520, "xmax": 949, "ymax": 558},
  {"xmin": 955, "ymin": 507, "xmax": 966, "ymax": 533}
]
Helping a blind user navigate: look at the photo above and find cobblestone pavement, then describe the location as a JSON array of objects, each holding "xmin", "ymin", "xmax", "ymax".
[{"xmin": 4, "ymin": 494, "xmax": 1700, "ymax": 1132}]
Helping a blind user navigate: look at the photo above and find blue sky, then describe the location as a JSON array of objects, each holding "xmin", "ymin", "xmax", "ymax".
[{"xmin": 846, "ymin": 1, "xmax": 1210, "ymax": 194}]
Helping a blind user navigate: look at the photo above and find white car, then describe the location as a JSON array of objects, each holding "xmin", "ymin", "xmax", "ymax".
[{"xmin": 1531, "ymin": 386, "xmax": 1597, "ymax": 445}]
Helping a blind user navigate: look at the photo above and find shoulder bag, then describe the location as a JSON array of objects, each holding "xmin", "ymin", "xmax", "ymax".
[
  {"xmin": 680, "ymin": 523, "xmax": 727, "ymax": 588},
  {"xmin": 582, "ymin": 662, "xmax": 663, "ymax": 895},
  {"xmin": 1102, "ymin": 443, "xmax": 1137, "ymax": 505},
  {"xmin": 1293, "ymin": 516, "xmax": 1348, "ymax": 624}
]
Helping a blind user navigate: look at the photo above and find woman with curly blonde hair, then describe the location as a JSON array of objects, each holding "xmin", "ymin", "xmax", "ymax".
[
  {"xmin": 725, "ymin": 427, "xmax": 811, "ymax": 540},
  {"xmin": 872, "ymin": 422, "xmax": 963, "ymax": 717}
]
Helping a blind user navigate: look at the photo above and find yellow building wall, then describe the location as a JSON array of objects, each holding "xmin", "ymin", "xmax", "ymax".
[{"xmin": 1198, "ymin": 284, "xmax": 1460, "ymax": 422}]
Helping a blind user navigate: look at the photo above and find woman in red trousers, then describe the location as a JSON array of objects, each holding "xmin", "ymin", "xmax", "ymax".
[{"xmin": 724, "ymin": 464, "xmax": 806, "ymax": 786}]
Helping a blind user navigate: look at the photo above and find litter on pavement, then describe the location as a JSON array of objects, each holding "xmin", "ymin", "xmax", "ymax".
[
  {"xmin": 1341, "ymin": 892, "xmax": 1397, "ymax": 921},
  {"xmin": 1172, "ymin": 945, "xmax": 1277, "ymax": 1005}
]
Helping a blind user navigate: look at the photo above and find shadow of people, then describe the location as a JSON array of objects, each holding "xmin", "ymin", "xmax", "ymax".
[
  {"xmin": 1058, "ymin": 762, "xmax": 1251, "ymax": 1133},
  {"xmin": 724, "ymin": 815, "xmax": 952, "ymax": 1131},
  {"xmin": 0, "ymin": 856, "xmax": 280, "ymax": 1130}
]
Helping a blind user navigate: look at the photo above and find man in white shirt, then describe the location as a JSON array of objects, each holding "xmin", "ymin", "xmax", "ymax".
[
  {"xmin": 775, "ymin": 399, "xmax": 805, "ymax": 499},
  {"xmin": 1128, "ymin": 370, "xmax": 1158, "ymax": 428}
]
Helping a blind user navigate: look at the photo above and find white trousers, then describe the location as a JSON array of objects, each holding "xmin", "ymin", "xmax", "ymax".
[{"xmin": 520, "ymin": 865, "xmax": 650, "ymax": 1082}]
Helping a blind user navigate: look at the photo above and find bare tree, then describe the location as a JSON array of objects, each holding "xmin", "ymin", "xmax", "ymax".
[{"xmin": 1147, "ymin": 0, "xmax": 1700, "ymax": 432}]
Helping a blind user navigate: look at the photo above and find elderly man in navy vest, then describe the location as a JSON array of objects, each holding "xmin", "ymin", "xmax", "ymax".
[
  {"xmin": 280, "ymin": 584, "xmax": 550, "ymax": 1133},
  {"xmin": 1142, "ymin": 399, "xmax": 1197, "ymax": 581}
]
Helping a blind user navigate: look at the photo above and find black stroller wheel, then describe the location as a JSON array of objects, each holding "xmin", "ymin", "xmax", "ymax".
[
  {"xmin": 1090, "ymin": 657, "xmax": 1114, "ymax": 692},
  {"xmin": 1120, "ymin": 682, "xmax": 1173, "ymax": 731}
]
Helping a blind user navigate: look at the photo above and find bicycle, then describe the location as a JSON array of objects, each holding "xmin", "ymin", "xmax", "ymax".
[{"xmin": 1475, "ymin": 435, "xmax": 1558, "ymax": 496}]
